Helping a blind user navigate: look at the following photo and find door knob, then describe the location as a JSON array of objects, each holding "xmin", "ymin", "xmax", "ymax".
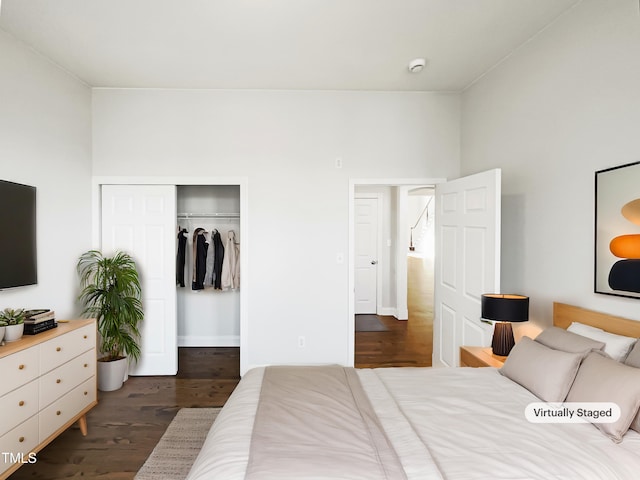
[{"xmin": 371, "ymin": 260, "xmax": 378, "ymax": 265}]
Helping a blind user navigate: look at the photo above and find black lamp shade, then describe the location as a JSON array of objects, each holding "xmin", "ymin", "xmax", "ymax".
[
  {"xmin": 481, "ymin": 294, "xmax": 529, "ymax": 322},
  {"xmin": 482, "ymin": 294, "xmax": 529, "ymax": 356}
]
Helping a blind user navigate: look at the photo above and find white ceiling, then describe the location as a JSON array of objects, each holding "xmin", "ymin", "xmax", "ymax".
[{"xmin": 0, "ymin": 0, "xmax": 580, "ymax": 91}]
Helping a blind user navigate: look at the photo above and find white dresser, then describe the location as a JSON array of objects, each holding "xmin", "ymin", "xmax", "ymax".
[{"xmin": 0, "ymin": 319, "xmax": 97, "ymax": 479}]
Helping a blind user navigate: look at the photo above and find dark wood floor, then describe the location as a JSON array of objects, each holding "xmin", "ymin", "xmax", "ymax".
[
  {"xmin": 355, "ymin": 255, "xmax": 434, "ymax": 368},
  {"xmin": 10, "ymin": 257, "xmax": 433, "ymax": 479}
]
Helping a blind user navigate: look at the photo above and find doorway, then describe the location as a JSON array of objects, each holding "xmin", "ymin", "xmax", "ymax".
[{"xmin": 350, "ymin": 179, "xmax": 442, "ymax": 367}]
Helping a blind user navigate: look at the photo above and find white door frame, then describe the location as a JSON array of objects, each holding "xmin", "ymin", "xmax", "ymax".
[
  {"xmin": 354, "ymin": 193, "xmax": 383, "ymax": 315},
  {"xmin": 92, "ymin": 176, "xmax": 249, "ymax": 375},
  {"xmin": 348, "ymin": 177, "xmax": 445, "ymax": 365},
  {"xmin": 395, "ymin": 186, "xmax": 410, "ymax": 320}
]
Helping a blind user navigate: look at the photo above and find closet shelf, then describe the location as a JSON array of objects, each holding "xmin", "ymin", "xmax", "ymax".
[{"xmin": 178, "ymin": 212, "xmax": 240, "ymax": 219}]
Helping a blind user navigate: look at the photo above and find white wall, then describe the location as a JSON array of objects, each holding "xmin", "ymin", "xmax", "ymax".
[
  {"xmin": 0, "ymin": 29, "xmax": 92, "ymax": 317},
  {"xmin": 461, "ymin": 0, "xmax": 640, "ymax": 337},
  {"xmin": 92, "ymin": 89, "xmax": 460, "ymax": 370}
]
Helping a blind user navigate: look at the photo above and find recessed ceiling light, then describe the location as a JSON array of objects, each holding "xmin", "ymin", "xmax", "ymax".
[{"xmin": 408, "ymin": 58, "xmax": 426, "ymax": 73}]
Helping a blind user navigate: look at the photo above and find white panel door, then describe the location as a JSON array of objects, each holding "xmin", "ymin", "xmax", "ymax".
[
  {"xmin": 433, "ymin": 169, "xmax": 501, "ymax": 367},
  {"xmin": 101, "ymin": 184, "xmax": 177, "ymax": 375},
  {"xmin": 354, "ymin": 198, "xmax": 379, "ymax": 314}
]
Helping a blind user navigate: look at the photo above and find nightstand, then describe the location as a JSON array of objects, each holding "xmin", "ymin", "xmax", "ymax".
[{"xmin": 460, "ymin": 346, "xmax": 507, "ymax": 368}]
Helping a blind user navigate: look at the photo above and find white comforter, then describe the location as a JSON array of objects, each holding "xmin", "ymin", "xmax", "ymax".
[{"xmin": 186, "ymin": 367, "xmax": 640, "ymax": 479}]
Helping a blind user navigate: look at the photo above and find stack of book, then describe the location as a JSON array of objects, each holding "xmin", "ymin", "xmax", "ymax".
[{"xmin": 24, "ymin": 309, "xmax": 58, "ymax": 335}]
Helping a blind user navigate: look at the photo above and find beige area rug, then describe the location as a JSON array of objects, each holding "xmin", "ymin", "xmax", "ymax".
[{"xmin": 135, "ymin": 407, "xmax": 221, "ymax": 480}]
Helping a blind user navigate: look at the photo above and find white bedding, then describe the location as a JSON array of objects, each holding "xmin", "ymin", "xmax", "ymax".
[{"xmin": 186, "ymin": 367, "xmax": 640, "ymax": 479}]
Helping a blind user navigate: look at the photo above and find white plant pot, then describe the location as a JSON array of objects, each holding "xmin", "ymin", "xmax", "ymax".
[
  {"xmin": 97, "ymin": 357, "xmax": 128, "ymax": 392},
  {"xmin": 4, "ymin": 323, "xmax": 24, "ymax": 342},
  {"xmin": 0, "ymin": 326, "xmax": 5, "ymax": 343}
]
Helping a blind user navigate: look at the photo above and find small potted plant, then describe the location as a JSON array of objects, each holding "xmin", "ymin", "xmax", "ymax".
[
  {"xmin": 0, "ymin": 319, "xmax": 7, "ymax": 343},
  {"xmin": 0, "ymin": 308, "xmax": 26, "ymax": 342},
  {"xmin": 77, "ymin": 250, "xmax": 144, "ymax": 391}
]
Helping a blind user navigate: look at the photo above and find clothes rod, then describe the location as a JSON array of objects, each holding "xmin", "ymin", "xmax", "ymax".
[{"xmin": 177, "ymin": 212, "xmax": 240, "ymax": 219}]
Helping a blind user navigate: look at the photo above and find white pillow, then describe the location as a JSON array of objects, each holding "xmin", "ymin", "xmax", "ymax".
[
  {"xmin": 500, "ymin": 337, "xmax": 583, "ymax": 403},
  {"xmin": 567, "ymin": 322, "xmax": 636, "ymax": 362}
]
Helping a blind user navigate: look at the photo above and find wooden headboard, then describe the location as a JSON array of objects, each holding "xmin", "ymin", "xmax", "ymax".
[{"xmin": 553, "ymin": 302, "xmax": 640, "ymax": 337}]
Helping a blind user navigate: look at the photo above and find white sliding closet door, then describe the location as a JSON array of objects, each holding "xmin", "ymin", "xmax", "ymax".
[{"xmin": 101, "ymin": 185, "xmax": 177, "ymax": 375}]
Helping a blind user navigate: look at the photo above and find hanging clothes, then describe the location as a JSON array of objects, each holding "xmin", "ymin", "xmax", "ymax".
[
  {"xmin": 203, "ymin": 230, "xmax": 215, "ymax": 287},
  {"xmin": 212, "ymin": 229, "xmax": 225, "ymax": 290},
  {"xmin": 192, "ymin": 228, "xmax": 208, "ymax": 290},
  {"xmin": 176, "ymin": 227, "xmax": 188, "ymax": 287},
  {"xmin": 221, "ymin": 230, "xmax": 240, "ymax": 290}
]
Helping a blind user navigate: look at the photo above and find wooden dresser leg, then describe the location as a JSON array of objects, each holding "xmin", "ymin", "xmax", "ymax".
[{"xmin": 78, "ymin": 415, "xmax": 88, "ymax": 436}]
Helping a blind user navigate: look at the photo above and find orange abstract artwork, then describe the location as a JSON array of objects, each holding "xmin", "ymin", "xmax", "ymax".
[{"xmin": 608, "ymin": 199, "xmax": 640, "ymax": 293}]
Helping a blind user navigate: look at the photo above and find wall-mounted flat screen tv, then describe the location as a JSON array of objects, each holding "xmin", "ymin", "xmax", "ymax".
[{"xmin": 0, "ymin": 180, "xmax": 37, "ymax": 289}]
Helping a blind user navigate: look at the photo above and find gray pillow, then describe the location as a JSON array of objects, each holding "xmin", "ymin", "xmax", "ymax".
[
  {"xmin": 566, "ymin": 352, "xmax": 640, "ymax": 443},
  {"xmin": 623, "ymin": 340, "xmax": 640, "ymax": 368},
  {"xmin": 500, "ymin": 336, "xmax": 583, "ymax": 403},
  {"xmin": 632, "ymin": 413, "xmax": 640, "ymax": 435},
  {"xmin": 535, "ymin": 326, "xmax": 605, "ymax": 354},
  {"xmin": 622, "ymin": 341, "xmax": 640, "ymax": 433}
]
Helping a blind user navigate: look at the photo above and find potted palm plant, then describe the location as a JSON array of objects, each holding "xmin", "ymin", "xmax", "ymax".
[
  {"xmin": 77, "ymin": 250, "xmax": 144, "ymax": 391},
  {"xmin": 0, "ymin": 308, "xmax": 25, "ymax": 342}
]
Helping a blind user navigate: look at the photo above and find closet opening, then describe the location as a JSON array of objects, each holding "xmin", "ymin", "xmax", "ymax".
[{"xmin": 176, "ymin": 185, "xmax": 241, "ymax": 375}]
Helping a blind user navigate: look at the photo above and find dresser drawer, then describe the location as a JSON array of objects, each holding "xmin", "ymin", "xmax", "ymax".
[
  {"xmin": 39, "ymin": 350, "xmax": 96, "ymax": 409},
  {"xmin": 0, "ymin": 415, "xmax": 39, "ymax": 475},
  {"xmin": 39, "ymin": 324, "xmax": 96, "ymax": 374},
  {"xmin": 0, "ymin": 379, "xmax": 39, "ymax": 436},
  {"xmin": 39, "ymin": 377, "xmax": 96, "ymax": 443},
  {"xmin": 0, "ymin": 346, "xmax": 40, "ymax": 397}
]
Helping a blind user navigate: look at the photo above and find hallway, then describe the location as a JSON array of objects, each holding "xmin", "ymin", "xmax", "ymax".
[{"xmin": 355, "ymin": 255, "xmax": 433, "ymax": 368}]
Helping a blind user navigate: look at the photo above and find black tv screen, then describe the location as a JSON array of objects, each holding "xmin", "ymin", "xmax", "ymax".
[{"xmin": 0, "ymin": 180, "xmax": 37, "ymax": 289}]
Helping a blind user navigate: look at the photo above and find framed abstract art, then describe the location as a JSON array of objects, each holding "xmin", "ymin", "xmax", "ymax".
[{"xmin": 595, "ymin": 161, "xmax": 640, "ymax": 298}]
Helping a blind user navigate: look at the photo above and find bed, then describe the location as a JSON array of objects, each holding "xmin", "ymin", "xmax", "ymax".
[{"xmin": 186, "ymin": 303, "xmax": 640, "ymax": 479}]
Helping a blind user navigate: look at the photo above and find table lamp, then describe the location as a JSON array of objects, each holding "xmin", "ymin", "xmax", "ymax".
[{"xmin": 481, "ymin": 294, "xmax": 529, "ymax": 356}]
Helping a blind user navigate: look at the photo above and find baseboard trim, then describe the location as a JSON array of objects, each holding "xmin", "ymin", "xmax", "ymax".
[
  {"xmin": 376, "ymin": 307, "xmax": 409, "ymax": 320},
  {"xmin": 178, "ymin": 335, "xmax": 240, "ymax": 347}
]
